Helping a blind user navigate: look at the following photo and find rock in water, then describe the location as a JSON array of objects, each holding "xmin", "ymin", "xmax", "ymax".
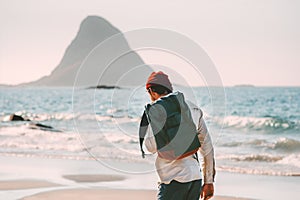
[{"xmin": 9, "ymin": 114, "xmax": 26, "ymax": 121}]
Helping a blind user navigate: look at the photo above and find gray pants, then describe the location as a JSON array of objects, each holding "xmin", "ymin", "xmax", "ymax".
[{"xmin": 157, "ymin": 179, "xmax": 202, "ymax": 200}]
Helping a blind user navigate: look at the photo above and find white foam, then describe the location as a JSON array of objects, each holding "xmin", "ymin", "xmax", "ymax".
[
  {"xmin": 277, "ymin": 154, "xmax": 300, "ymax": 168},
  {"xmin": 211, "ymin": 115, "xmax": 299, "ymax": 131},
  {"xmin": 0, "ymin": 126, "xmax": 84, "ymax": 153}
]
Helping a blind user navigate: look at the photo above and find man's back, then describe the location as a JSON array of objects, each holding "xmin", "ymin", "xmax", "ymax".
[{"xmin": 145, "ymin": 92, "xmax": 200, "ymax": 160}]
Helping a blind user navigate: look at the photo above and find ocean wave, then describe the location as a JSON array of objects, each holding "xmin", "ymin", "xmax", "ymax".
[
  {"xmin": 0, "ymin": 111, "xmax": 139, "ymax": 123},
  {"xmin": 102, "ymin": 133, "xmax": 139, "ymax": 144},
  {"xmin": 217, "ymin": 152, "xmax": 300, "ymax": 176},
  {"xmin": 217, "ymin": 165, "xmax": 300, "ymax": 176},
  {"xmin": 0, "ymin": 126, "xmax": 84, "ymax": 153},
  {"xmin": 217, "ymin": 151, "xmax": 300, "ymax": 173},
  {"xmin": 220, "ymin": 139, "xmax": 267, "ymax": 147},
  {"xmin": 277, "ymin": 154, "xmax": 300, "ymax": 168},
  {"xmin": 0, "ymin": 125, "xmax": 144, "ymax": 160},
  {"xmin": 271, "ymin": 138, "xmax": 300, "ymax": 152},
  {"xmin": 0, "ymin": 112, "xmax": 78, "ymax": 122},
  {"xmin": 212, "ymin": 115, "xmax": 299, "ymax": 133},
  {"xmin": 220, "ymin": 137, "xmax": 300, "ymax": 152},
  {"xmin": 220, "ymin": 154, "xmax": 284, "ymax": 162}
]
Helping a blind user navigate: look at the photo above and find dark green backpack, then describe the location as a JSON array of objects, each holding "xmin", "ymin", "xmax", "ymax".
[{"xmin": 145, "ymin": 92, "xmax": 200, "ymax": 160}]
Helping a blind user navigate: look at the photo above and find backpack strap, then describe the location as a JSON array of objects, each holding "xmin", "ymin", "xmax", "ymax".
[{"xmin": 139, "ymin": 109, "xmax": 150, "ymax": 158}]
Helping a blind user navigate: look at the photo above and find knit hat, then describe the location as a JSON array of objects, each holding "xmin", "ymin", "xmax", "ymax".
[{"xmin": 146, "ymin": 71, "xmax": 173, "ymax": 91}]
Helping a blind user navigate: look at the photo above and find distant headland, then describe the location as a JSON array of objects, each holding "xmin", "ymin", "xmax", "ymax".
[{"xmin": 20, "ymin": 16, "xmax": 152, "ymax": 87}]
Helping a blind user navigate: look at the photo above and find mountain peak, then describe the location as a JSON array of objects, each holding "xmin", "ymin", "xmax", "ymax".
[
  {"xmin": 79, "ymin": 16, "xmax": 120, "ymax": 36},
  {"xmin": 81, "ymin": 15, "xmax": 110, "ymax": 25},
  {"xmin": 23, "ymin": 16, "xmax": 152, "ymax": 87},
  {"xmin": 49, "ymin": 16, "xmax": 121, "ymax": 73}
]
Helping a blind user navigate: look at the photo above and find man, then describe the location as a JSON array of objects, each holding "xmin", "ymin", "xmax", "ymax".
[{"xmin": 139, "ymin": 71, "xmax": 215, "ymax": 200}]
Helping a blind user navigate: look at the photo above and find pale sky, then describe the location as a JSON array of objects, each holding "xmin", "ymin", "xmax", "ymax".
[{"xmin": 0, "ymin": 0, "xmax": 299, "ymax": 86}]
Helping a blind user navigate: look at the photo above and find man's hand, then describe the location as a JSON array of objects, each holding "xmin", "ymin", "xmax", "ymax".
[{"xmin": 200, "ymin": 183, "xmax": 214, "ymax": 200}]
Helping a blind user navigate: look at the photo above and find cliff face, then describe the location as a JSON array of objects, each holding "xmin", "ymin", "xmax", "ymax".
[{"xmin": 26, "ymin": 16, "xmax": 152, "ymax": 87}]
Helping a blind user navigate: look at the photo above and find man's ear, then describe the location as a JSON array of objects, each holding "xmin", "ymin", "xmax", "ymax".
[{"xmin": 152, "ymin": 92, "xmax": 160, "ymax": 100}]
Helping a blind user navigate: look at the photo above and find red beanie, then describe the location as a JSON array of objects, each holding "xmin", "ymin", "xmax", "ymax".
[{"xmin": 146, "ymin": 71, "xmax": 173, "ymax": 91}]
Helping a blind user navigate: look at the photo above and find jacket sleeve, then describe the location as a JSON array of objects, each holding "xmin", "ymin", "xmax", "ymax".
[{"xmin": 197, "ymin": 110, "xmax": 216, "ymax": 184}]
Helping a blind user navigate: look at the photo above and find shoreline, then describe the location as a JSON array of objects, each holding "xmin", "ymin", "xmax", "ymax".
[
  {"xmin": 0, "ymin": 155, "xmax": 299, "ymax": 200},
  {"xmin": 0, "ymin": 179, "xmax": 255, "ymax": 200},
  {"xmin": 20, "ymin": 188, "xmax": 255, "ymax": 200}
]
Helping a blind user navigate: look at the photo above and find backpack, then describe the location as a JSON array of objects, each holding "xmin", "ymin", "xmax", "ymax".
[{"xmin": 144, "ymin": 92, "xmax": 200, "ymax": 160}]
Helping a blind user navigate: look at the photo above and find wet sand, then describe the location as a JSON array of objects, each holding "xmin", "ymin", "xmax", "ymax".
[{"xmin": 1, "ymin": 155, "xmax": 298, "ymax": 200}]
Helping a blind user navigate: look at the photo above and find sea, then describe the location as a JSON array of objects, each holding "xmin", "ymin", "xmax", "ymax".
[{"xmin": 1, "ymin": 86, "xmax": 300, "ymax": 176}]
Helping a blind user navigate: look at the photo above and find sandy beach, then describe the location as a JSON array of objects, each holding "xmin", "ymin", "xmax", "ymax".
[
  {"xmin": 1, "ymin": 177, "xmax": 252, "ymax": 200},
  {"xmin": 0, "ymin": 180, "xmax": 60, "ymax": 190},
  {"xmin": 0, "ymin": 155, "xmax": 299, "ymax": 200},
  {"xmin": 0, "ymin": 181, "xmax": 261, "ymax": 200},
  {"xmin": 20, "ymin": 188, "xmax": 253, "ymax": 200}
]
